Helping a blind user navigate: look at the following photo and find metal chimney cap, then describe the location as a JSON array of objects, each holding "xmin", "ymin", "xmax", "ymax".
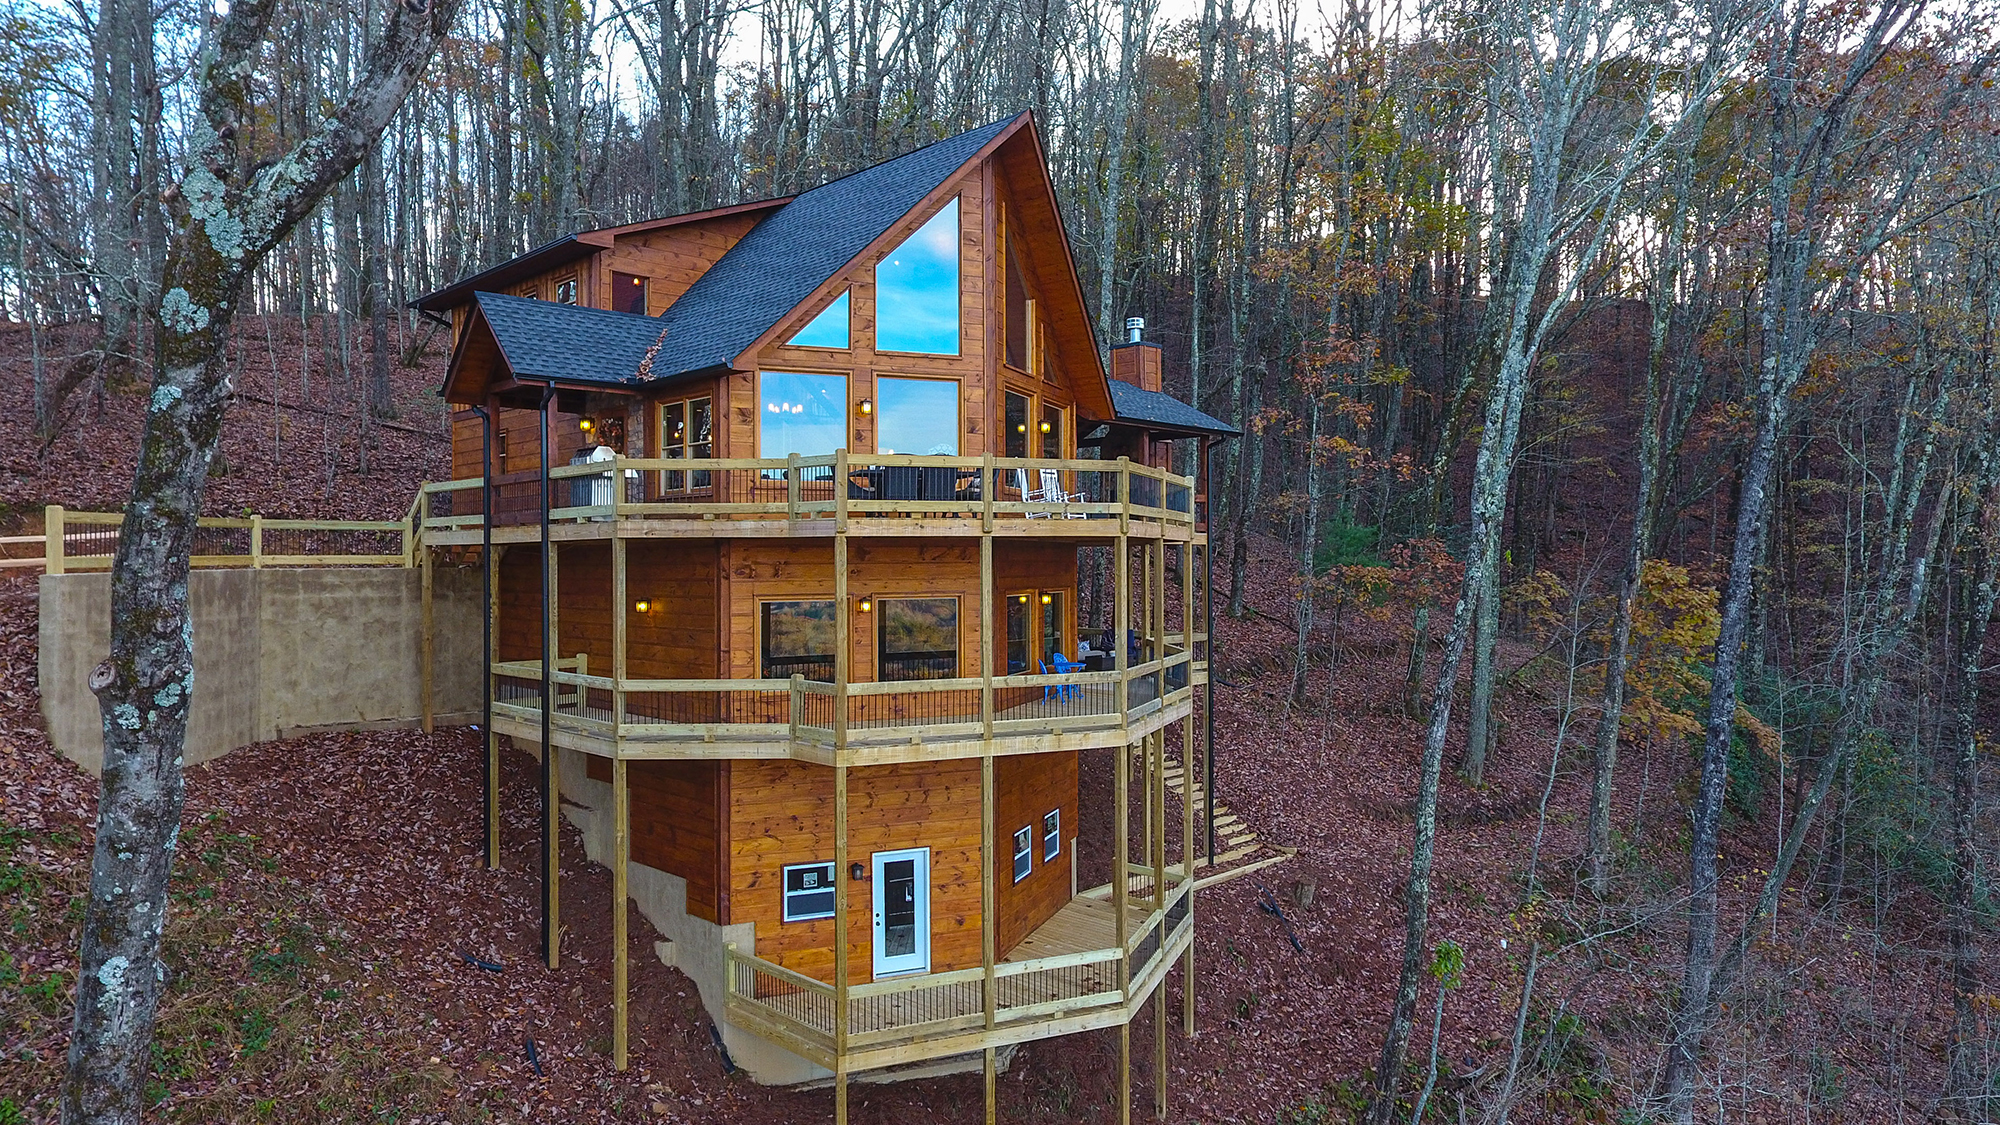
[{"xmin": 1125, "ymin": 317, "xmax": 1144, "ymax": 344}]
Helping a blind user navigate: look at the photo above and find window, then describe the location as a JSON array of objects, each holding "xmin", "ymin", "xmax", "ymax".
[
  {"xmin": 1006, "ymin": 593, "xmax": 1030, "ymax": 674},
  {"xmin": 874, "ymin": 198, "xmax": 960, "ymax": 355},
  {"xmin": 762, "ymin": 600, "xmax": 836, "ymax": 680},
  {"xmin": 1012, "ymin": 827, "xmax": 1032, "ymax": 883},
  {"xmin": 554, "ymin": 275, "xmax": 578, "ymax": 305},
  {"xmin": 782, "ymin": 862, "xmax": 837, "ymax": 921},
  {"xmin": 878, "ymin": 597, "xmax": 957, "ymax": 681},
  {"xmin": 1042, "ymin": 810, "xmax": 1060, "ymax": 862},
  {"xmin": 517, "ymin": 282, "xmax": 539, "ymax": 300},
  {"xmin": 759, "ymin": 371, "xmax": 848, "ymax": 461},
  {"xmin": 1040, "ymin": 404, "xmax": 1065, "ymax": 460},
  {"xmin": 788, "ymin": 289, "xmax": 850, "ymax": 349},
  {"xmin": 876, "ymin": 377, "xmax": 959, "ymax": 455},
  {"xmin": 1004, "ymin": 392, "xmax": 1030, "ymax": 460},
  {"xmin": 657, "ymin": 396, "xmax": 713, "ymax": 491},
  {"xmin": 609, "ymin": 272, "xmax": 644, "ymax": 314},
  {"xmin": 1005, "ymin": 242, "xmax": 1029, "ymax": 369},
  {"xmin": 1041, "ymin": 590, "xmax": 1067, "ymax": 665}
]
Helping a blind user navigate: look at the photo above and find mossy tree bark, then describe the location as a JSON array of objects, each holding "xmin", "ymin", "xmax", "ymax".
[{"xmin": 61, "ymin": 2, "xmax": 462, "ymax": 1121}]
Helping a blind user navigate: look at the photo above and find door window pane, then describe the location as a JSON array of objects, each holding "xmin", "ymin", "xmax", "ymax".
[
  {"xmin": 688, "ymin": 397, "xmax": 713, "ymax": 487},
  {"xmin": 883, "ymin": 858, "xmax": 918, "ymax": 955},
  {"xmin": 874, "ymin": 198, "xmax": 961, "ymax": 355},
  {"xmin": 661, "ymin": 402, "xmax": 685, "ymax": 492},
  {"xmin": 759, "ymin": 371, "xmax": 848, "ymax": 459},
  {"xmin": 761, "ymin": 600, "xmax": 836, "ymax": 680},
  {"xmin": 1006, "ymin": 593, "xmax": 1030, "ymax": 674},
  {"xmin": 877, "ymin": 377, "xmax": 960, "ymax": 455},
  {"xmin": 878, "ymin": 597, "xmax": 958, "ymax": 681},
  {"xmin": 789, "ymin": 289, "xmax": 850, "ymax": 349},
  {"xmin": 1005, "ymin": 392, "xmax": 1030, "ymax": 459},
  {"xmin": 1041, "ymin": 590, "xmax": 1067, "ymax": 664}
]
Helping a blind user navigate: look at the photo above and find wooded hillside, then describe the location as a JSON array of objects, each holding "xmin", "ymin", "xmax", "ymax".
[{"xmin": 5, "ymin": 0, "xmax": 2000, "ymax": 1120}]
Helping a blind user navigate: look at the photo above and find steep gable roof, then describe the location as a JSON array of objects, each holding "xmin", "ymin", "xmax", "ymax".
[
  {"xmin": 643, "ymin": 116, "xmax": 1020, "ymax": 378},
  {"xmin": 442, "ymin": 292, "xmax": 668, "ymax": 402}
]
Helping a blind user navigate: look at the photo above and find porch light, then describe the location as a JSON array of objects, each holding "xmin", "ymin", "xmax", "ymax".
[
  {"xmin": 1038, "ymin": 420, "xmax": 1051, "ymax": 434},
  {"xmin": 850, "ymin": 863, "xmax": 866, "ymax": 881},
  {"xmin": 1016, "ymin": 423, "xmax": 1027, "ymax": 434},
  {"xmin": 1040, "ymin": 592, "xmax": 1052, "ymax": 605},
  {"xmin": 858, "ymin": 596, "xmax": 874, "ymax": 613},
  {"xmin": 1017, "ymin": 594, "xmax": 1030, "ymax": 604},
  {"xmin": 634, "ymin": 599, "xmax": 651, "ymax": 614},
  {"xmin": 858, "ymin": 398, "xmax": 873, "ymax": 416},
  {"xmin": 579, "ymin": 417, "xmax": 595, "ymax": 433}
]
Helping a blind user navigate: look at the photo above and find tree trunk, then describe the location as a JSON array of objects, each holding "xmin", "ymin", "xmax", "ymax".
[
  {"xmin": 62, "ymin": 4, "xmax": 462, "ymax": 1119},
  {"xmin": 1460, "ymin": 530, "xmax": 1500, "ymax": 782}
]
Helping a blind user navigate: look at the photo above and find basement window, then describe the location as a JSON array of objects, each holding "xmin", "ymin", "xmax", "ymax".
[
  {"xmin": 782, "ymin": 862, "xmax": 837, "ymax": 922},
  {"xmin": 1042, "ymin": 809, "xmax": 1060, "ymax": 863},
  {"xmin": 1012, "ymin": 827, "xmax": 1033, "ymax": 883}
]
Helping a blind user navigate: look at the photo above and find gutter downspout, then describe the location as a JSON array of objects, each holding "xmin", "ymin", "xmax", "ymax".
[
  {"xmin": 474, "ymin": 403, "xmax": 495, "ymax": 868},
  {"xmin": 538, "ymin": 385, "xmax": 556, "ymax": 965}
]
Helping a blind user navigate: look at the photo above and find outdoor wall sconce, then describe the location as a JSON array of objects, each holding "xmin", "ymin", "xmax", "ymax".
[
  {"xmin": 850, "ymin": 863, "xmax": 867, "ymax": 881},
  {"xmin": 579, "ymin": 417, "xmax": 596, "ymax": 434},
  {"xmin": 633, "ymin": 599, "xmax": 651, "ymax": 614},
  {"xmin": 1038, "ymin": 420, "xmax": 1051, "ymax": 434},
  {"xmin": 1040, "ymin": 592, "xmax": 1052, "ymax": 605},
  {"xmin": 857, "ymin": 597, "xmax": 874, "ymax": 613},
  {"xmin": 858, "ymin": 398, "xmax": 873, "ymax": 416},
  {"xmin": 1016, "ymin": 422, "xmax": 1028, "ymax": 434},
  {"xmin": 1017, "ymin": 594, "xmax": 1031, "ymax": 604}
]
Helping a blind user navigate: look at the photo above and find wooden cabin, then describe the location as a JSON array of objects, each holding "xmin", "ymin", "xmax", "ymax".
[{"xmin": 411, "ymin": 113, "xmax": 1238, "ymax": 1120}]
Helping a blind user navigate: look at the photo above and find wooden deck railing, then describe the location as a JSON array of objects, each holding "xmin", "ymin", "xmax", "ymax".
[
  {"xmin": 722, "ymin": 878, "xmax": 1194, "ymax": 1066},
  {"xmin": 37, "ymin": 505, "xmax": 416, "ymax": 574},
  {"xmin": 489, "ymin": 647, "xmax": 1198, "ymax": 760},
  {"xmin": 418, "ymin": 451, "xmax": 1199, "ymax": 535}
]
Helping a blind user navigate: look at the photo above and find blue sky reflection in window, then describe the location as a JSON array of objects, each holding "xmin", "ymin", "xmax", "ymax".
[
  {"xmin": 758, "ymin": 371, "xmax": 848, "ymax": 458},
  {"xmin": 874, "ymin": 198, "xmax": 961, "ymax": 354},
  {"xmin": 876, "ymin": 376, "xmax": 960, "ymax": 455},
  {"xmin": 788, "ymin": 289, "xmax": 850, "ymax": 349}
]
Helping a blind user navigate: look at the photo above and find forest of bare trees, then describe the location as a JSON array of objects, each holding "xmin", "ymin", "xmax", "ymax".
[{"xmin": 8, "ymin": 0, "xmax": 2000, "ymax": 1119}]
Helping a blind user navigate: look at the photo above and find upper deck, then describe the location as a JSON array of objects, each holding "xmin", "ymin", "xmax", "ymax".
[{"xmin": 417, "ymin": 452, "xmax": 1203, "ymax": 545}]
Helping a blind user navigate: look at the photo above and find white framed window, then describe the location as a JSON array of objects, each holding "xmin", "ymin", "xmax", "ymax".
[
  {"xmin": 1012, "ymin": 826, "xmax": 1033, "ymax": 883},
  {"xmin": 1042, "ymin": 809, "xmax": 1060, "ymax": 863},
  {"xmin": 782, "ymin": 861, "xmax": 837, "ymax": 922}
]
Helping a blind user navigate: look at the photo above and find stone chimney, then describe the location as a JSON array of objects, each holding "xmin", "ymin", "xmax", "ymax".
[{"xmin": 1109, "ymin": 317, "xmax": 1161, "ymax": 392}]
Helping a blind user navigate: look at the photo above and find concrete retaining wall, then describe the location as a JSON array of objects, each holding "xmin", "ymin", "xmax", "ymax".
[{"xmin": 40, "ymin": 567, "xmax": 484, "ymax": 773}]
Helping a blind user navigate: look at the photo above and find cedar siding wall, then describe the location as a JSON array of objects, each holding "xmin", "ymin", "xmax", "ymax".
[
  {"xmin": 599, "ymin": 213, "xmax": 764, "ymax": 316},
  {"xmin": 729, "ymin": 754, "xmax": 1076, "ymax": 984},
  {"xmin": 496, "ymin": 541, "xmax": 719, "ymax": 679},
  {"xmin": 995, "ymin": 751, "xmax": 1079, "ymax": 953},
  {"xmin": 586, "ymin": 757, "xmax": 728, "ymax": 923}
]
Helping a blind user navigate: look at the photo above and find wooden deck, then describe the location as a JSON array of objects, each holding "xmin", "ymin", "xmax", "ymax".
[{"xmin": 1003, "ymin": 893, "xmax": 1151, "ymax": 963}]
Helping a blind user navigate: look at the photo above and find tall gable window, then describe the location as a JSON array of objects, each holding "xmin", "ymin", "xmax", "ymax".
[
  {"xmin": 1005, "ymin": 242, "xmax": 1029, "ymax": 369},
  {"xmin": 874, "ymin": 198, "xmax": 961, "ymax": 355},
  {"xmin": 758, "ymin": 371, "xmax": 848, "ymax": 460},
  {"xmin": 788, "ymin": 290, "xmax": 851, "ymax": 349}
]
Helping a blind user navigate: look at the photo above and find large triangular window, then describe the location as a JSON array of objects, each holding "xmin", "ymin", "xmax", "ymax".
[
  {"xmin": 874, "ymin": 198, "xmax": 961, "ymax": 355},
  {"xmin": 787, "ymin": 289, "xmax": 850, "ymax": 349}
]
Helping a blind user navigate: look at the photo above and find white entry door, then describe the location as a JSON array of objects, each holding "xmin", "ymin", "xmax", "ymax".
[{"xmin": 871, "ymin": 847, "xmax": 931, "ymax": 978}]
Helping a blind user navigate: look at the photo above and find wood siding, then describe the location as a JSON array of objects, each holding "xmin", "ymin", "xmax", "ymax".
[
  {"xmin": 587, "ymin": 757, "xmax": 728, "ymax": 923},
  {"xmin": 995, "ymin": 750, "xmax": 1079, "ymax": 953}
]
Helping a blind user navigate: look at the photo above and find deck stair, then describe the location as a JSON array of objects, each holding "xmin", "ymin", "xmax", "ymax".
[{"xmin": 1164, "ymin": 748, "xmax": 1296, "ymax": 889}]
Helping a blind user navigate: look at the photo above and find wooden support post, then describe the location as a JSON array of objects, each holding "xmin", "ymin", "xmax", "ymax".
[
  {"xmin": 1115, "ymin": 535, "xmax": 1129, "ymax": 723},
  {"xmin": 1119, "ymin": 1022, "xmax": 1132, "ymax": 1125},
  {"xmin": 1114, "ymin": 738, "xmax": 1130, "ymax": 975},
  {"xmin": 546, "ymin": 541, "xmax": 561, "ymax": 970},
  {"xmin": 420, "ymin": 521, "xmax": 435, "ymax": 733},
  {"xmin": 833, "ymin": 762, "xmax": 850, "ymax": 1125},
  {"xmin": 1155, "ymin": 983, "xmax": 1168, "ymax": 1119},
  {"xmin": 250, "ymin": 513, "xmax": 265, "ymax": 570},
  {"xmin": 981, "ymin": 750, "xmax": 997, "ymax": 1125},
  {"xmin": 487, "ymin": 544, "xmax": 503, "ymax": 870},
  {"xmin": 44, "ymin": 505, "xmax": 62, "ymax": 575},
  {"xmin": 611, "ymin": 757, "xmax": 630, "ymax": 1070},
  {"xmin": 1183, "ymin": 712, "xmax": 1197, "ymax": 1038},
  {"xmin": 834, "ymin": 532, "xmax": 849, "ymax": 754},
  {"xmin": 612, "ymin": 536, "xmax": 628, "ymax": 742},
  {"xmin": 980, "ymin": 536, "xmax": 994, "ymax": 738}
]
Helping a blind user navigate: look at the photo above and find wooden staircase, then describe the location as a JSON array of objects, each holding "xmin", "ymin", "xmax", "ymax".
[{"xmin": 1163, "ymin": 747, "xmax": 1296, "ymax": 890}]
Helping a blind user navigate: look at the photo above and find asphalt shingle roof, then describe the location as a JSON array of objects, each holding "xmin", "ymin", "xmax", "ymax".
[
  {"xmin": 474, "ymin": 292, "xmax": 666, "ymax": 387},
  {"xmin": 644, "ymin": 116, "xmax": 1017, "ymax": 379},
  {"xmin": 1107, "ymin": 379, "xmax": 1240, "ymax": 437}
]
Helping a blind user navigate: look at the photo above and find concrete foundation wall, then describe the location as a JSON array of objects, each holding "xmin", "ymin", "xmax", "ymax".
[{"xmin": 40, "ymin": 567, "xmax": 484, "ymax": 773}]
